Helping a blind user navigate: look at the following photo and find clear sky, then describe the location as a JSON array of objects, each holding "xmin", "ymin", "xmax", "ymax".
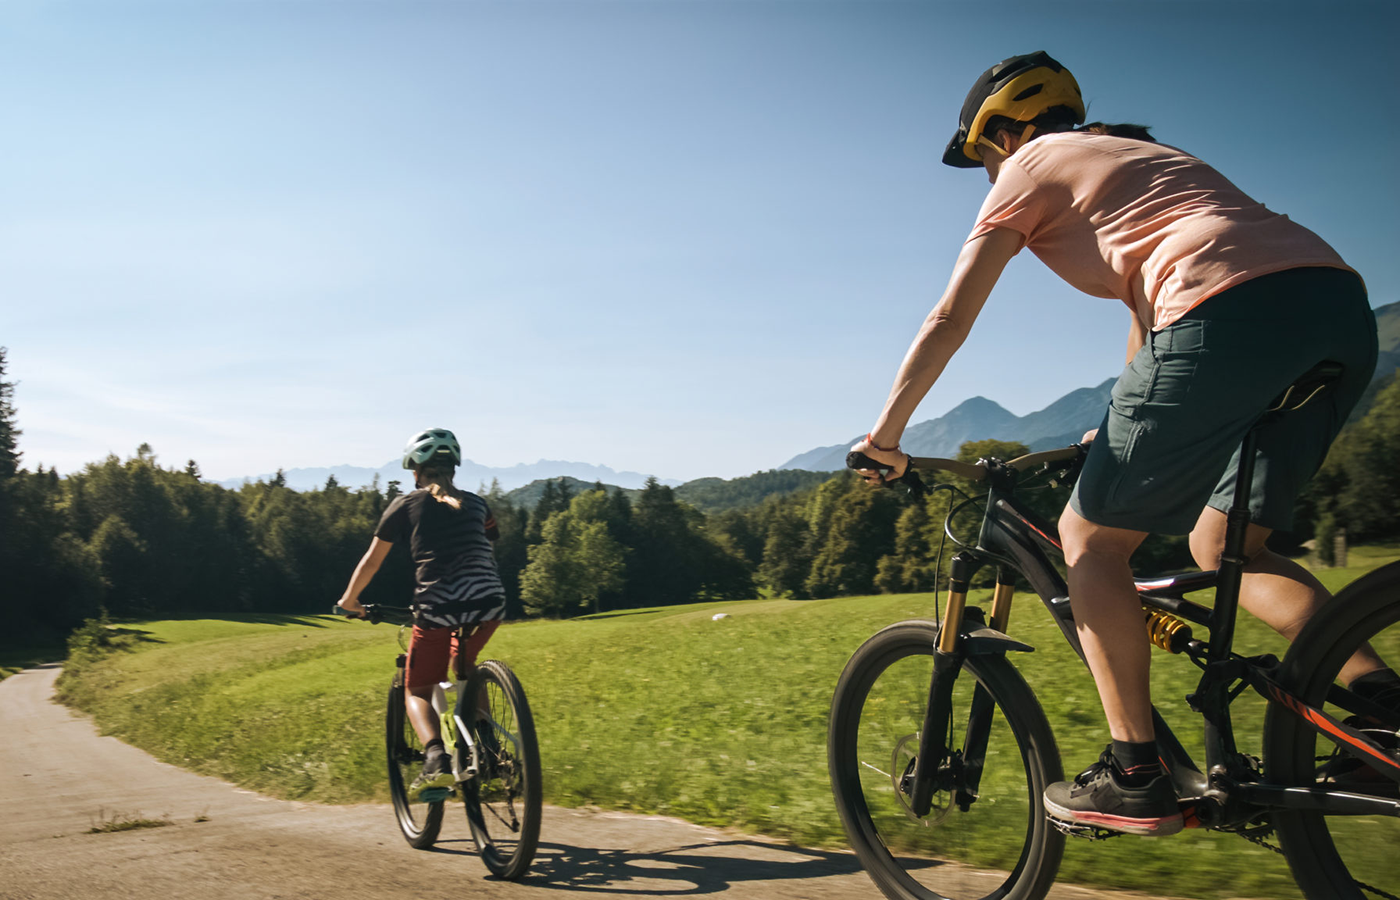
[{"xmin": 4, "ymin": 0, "xmax": 1397, "ymax": 483}]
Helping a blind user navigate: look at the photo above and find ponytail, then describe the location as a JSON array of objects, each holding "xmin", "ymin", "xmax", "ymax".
[{"xmin": 417, "ymin": 465, "xmax": 466, "ymax": 510}]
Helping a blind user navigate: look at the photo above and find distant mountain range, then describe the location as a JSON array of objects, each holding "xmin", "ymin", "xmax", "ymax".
[
  {"xmin": 779, "ymin": 379, "xmax": 1115, "ymax": 473},
  {"xmin": 218, "ymin": 303, "xmax": 1397, "ymax": 491},
  {"xmin": 780, "ymin": 299, "xmax": 1400, "ymax": 473},
  {"xmin": 216, "ymin": 459, "xmax": 679, "ymax": 493}
]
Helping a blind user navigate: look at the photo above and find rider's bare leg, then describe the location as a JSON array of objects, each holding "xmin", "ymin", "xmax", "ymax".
[
  {"xmin": 1059, "ymin": 505, "xmax": 1153, "ymax": 742},
  {"xmin": 406, "ymin": 687, "xmax": 442, "ymax": 747},
  {"xmin": 1189, "ymin": 507, "xmax": 1387, "ymax": 686}
]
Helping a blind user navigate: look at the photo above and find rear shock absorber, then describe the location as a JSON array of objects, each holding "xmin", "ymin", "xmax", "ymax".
[{"xmin": 1143, "ymin": 608, "xmax": 1193, "ymax": 654}]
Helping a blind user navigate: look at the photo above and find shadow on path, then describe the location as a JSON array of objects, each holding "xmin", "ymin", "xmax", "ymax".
[{"xmin": 517, "ymin": 839, "xmax": 862, "ymax": 894}]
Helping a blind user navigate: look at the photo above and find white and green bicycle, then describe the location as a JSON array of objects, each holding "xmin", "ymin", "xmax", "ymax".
[{"xmin": 336, "ymin": 603, "xmax": 542, "ymax": 880}]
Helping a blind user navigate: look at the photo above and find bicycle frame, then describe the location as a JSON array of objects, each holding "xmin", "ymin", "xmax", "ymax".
[
  {"xmin": 430, "ymin": 679, "xmax": 482, "ymax": 783},
  {"xmin": 904, "ymin": 448, "xmax": 1400, "ymax": 828}
]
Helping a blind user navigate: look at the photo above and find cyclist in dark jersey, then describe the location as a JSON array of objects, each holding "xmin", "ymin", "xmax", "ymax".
[{"xmin": 338, "ymin": 428, "xmax": 508, "ymax": 797}]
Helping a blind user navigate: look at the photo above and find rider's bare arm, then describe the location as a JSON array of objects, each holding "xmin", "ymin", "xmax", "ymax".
[
  {"xmin": 338, "ymin": 537, "xmax": 393, "ymax": 614},
  {"xmin": 856, "ymin": 227, "xmax": 1021, "ymax": 479}
]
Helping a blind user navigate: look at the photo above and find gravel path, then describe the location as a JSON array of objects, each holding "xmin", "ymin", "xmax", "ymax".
[{"xmin": 2, "ymin": 664, "xmax": 1180, "ymax": 900}]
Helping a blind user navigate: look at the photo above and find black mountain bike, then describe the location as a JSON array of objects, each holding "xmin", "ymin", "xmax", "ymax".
[
  {"xmin": 828, "ymin": 363, "xmax": 1400, "ymax": 900},
  {"xmin": 335, "ymin": 603, "xmax": 542, "ymax": 880}
]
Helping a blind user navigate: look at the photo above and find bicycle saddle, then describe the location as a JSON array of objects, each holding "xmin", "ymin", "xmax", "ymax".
[{"xmin": 1266, "ymin": 361, "xmax": 1344, "ymax": 414}]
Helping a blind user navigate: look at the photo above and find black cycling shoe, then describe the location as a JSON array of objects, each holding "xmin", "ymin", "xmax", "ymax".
[{"xmin": 1044, "ymin": 746, "xmax": 1183, "ymax": 836}]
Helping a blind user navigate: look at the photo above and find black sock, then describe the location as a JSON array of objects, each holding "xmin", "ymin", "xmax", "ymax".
[
  {"xmin": 1350, "ymin": 668, "xmax": 1400, "ymax": 714},
  {"xmin": 1111, "ymin": 739, "xmax": 1162, "ymax": 787},
  {"xmin": 423, "ymin": 738, "xmax": 446, "ymax": 759}
]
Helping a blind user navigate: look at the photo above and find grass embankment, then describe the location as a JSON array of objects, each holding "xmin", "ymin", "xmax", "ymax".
[{"xmin": 57, "ymin": 545, "xmax": 1400, "ymax": 900}]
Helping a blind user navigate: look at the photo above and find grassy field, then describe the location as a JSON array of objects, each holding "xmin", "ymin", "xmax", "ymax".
[{"xmin": 53, "ymin": 545, "xmax": 1400, "ymax": 899}]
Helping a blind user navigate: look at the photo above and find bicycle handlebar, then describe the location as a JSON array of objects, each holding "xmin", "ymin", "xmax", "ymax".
[
  {"xmin": 847, "ymin": 444, "xmax": 1085, "ymax": 486},
  {"xmin": 331, "ymin": 603, "xmax": 414, "ymax": 625}
]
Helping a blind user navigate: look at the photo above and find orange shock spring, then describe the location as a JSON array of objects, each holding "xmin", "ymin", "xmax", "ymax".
[{"xmin": 1143, "ymin": 608, "xmax": 1193, "ymax": 654}]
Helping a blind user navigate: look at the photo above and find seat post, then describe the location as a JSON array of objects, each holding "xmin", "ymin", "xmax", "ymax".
[{"xmin": 1207, "ymin": 427, "xmax": 1260, "ymax": 662}]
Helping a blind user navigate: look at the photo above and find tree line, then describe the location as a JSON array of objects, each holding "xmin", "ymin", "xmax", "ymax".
[{"xmin": 3, "ymin": 346, "xmax": 1399, "ymax": 650}]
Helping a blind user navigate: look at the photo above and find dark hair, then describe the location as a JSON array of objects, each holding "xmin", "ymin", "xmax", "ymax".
[
  {"xmin": 985, "ymin": 105, "xmax": 1156, "ymax": 145},
  {"xmin": 1079, "ymin": 121, "xmax": 1156, "ymax": 142}
]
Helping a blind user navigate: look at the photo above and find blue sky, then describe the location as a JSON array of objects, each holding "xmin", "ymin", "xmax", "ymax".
[{"xmin": 3, "ymin": 0, "xmax": 1396, "ymax": 483}]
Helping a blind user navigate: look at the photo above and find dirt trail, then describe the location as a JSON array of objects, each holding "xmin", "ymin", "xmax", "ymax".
[{"xmin": 2, "ymin": 664, "xmax": 1166, "ymax": 900}]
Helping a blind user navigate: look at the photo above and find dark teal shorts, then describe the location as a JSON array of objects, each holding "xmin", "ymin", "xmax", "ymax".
[{"xmin": 1069, "ymin": 267, "xmax": 1377, "ymax": 535}]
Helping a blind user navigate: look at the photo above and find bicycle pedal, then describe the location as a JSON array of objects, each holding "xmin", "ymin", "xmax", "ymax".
[{"xmin": 1047, "ymin": 817, "xmax": 1124, "ymax": 841}]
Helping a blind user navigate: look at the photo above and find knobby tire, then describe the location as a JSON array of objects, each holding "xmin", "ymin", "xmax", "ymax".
[
  {"xmin": 1263, "ymin": 560, "xmax": 1400, "ymax": 899},
  {"xmin": 462, "ymin": 659, "xmax": 542, "ymax": 881},
  {"xmin": 829, "ymin": 620, "xmax": 1064, "ymax": 900},
  {"xmin": 386, "ymin": 669, "xmax": 445, "ymax": 849}
]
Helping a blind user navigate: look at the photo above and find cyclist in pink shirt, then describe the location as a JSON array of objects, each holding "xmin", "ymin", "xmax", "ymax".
[{"xmin": 853, "ymin": 51, "xmax": 1389, "ymax": 835}]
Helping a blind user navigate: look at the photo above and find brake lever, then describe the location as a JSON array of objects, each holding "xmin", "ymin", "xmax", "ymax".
[{"xmin": 1046, "ymin": 443, "xmax": 1089, "ymax": 490}]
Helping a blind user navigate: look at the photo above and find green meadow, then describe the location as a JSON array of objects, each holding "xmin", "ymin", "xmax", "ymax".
[{"xmin": 55, "ymin": 545, "xmax": 1400, "ymax": 899}]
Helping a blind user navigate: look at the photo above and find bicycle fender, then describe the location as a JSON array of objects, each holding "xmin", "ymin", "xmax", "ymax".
[{"xmin": 962, "ymin": 627, "xmax": 1034, "ymax": 655}]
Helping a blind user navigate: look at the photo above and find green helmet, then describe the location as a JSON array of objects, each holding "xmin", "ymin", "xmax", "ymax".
[{"xmin": 402, "ymin": 428, "xmax": 461, "ymax": 470}]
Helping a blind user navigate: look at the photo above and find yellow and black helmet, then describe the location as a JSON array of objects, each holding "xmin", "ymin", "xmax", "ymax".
[{"xmin": 942, "ymin": 51, "xmax": 1085, "ymax": 169}]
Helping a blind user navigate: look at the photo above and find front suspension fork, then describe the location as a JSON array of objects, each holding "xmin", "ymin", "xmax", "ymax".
[{"xmin": 910, "ymin": 555, "xmax": 1009, "ymax": 816}]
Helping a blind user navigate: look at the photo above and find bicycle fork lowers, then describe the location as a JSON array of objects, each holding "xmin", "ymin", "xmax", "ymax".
[{"xmin": 908, "ymin": 561, "xmax": 1030, "ymax": 818}]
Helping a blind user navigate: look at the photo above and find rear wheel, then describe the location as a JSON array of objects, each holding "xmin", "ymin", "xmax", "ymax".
[
  {"xmin": 829, "ymin": 620, "xmax": 1064, "ymax": 900},
  {"xmin": 462, "ymin": 660, "xmax": 542, "ymax": 881},
  {"xmin": 1263, "ymin": 561, "xmax": 1400, "ymax": 899},
  {"xmin": 386, "ymin": 667, "xmax": 444, "ymax": 849}
]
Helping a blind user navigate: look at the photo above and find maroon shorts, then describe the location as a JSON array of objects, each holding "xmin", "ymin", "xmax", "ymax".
[{"xmin": 403, "ymin": 620, "xmax": 501, "ymax": 690}]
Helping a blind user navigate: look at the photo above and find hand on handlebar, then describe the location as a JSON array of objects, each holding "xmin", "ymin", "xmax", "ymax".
[
  {"xmin": 1080, "ymin": 428, "xmax": 1098, "ymax": 444},
  {"xmin": 336, "ymin": 596, "xmax": 367, "ymax": 619},
  {"xmin": 849, "ymin": 437, "xmax": 909, "ymax": 485}
]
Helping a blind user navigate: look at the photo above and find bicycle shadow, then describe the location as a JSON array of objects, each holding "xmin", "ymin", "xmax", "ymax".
[{"xmin": 508, "ymin": 839, "xmax": 863, "ymax": 894}]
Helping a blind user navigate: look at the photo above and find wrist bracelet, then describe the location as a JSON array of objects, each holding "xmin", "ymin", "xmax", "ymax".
[{"xmin": 866, "ymin": 432, "xmax": 901, "ymax": 453}]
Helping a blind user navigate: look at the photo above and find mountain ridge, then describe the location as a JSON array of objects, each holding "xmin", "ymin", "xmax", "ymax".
[
  {"xmin": 216, "ymin": 458, "xmax": 679, "ymax": 493},
  {"xmin": 778, "ymin": 299, "xmax": 1399, "ymax": 473},
  {"xmin": 213, "ymin": 302, "xmax": 1398, "ymax": 490},
  {"xmin": 779, "ymin": 378, "xmax": 1116, "ymax": 473}
]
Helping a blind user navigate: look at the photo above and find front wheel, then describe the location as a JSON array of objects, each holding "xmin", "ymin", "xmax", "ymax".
[
  {"xmin": 829, "ymin": 620, "xmax": 1064, "ymax": 900},
  {"xmin": 1263, "ymin": 561, "xmax": 1400, "ymax": 899},
  {"xmin": 462, "ymin": 659, "xmax": 542, "ymax": 881},
  {"xmin": 386, "ymin": 668, "xmax": 444, "ymax": 849}
]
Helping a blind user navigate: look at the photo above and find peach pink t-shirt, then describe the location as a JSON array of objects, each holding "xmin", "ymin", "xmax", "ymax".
[{"xmin": 967, "ymin": 132, "xmax": 1352, "ymax": 330}]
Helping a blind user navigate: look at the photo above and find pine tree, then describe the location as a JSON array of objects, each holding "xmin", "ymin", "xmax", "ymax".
[{"xmin": 0, "ymin": 348, "xmax": 21, "ymax": 481}]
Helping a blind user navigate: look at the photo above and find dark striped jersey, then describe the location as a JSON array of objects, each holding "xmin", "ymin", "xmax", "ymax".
[{"xmin": 374, "ymin": 489, "xmax": 507, "ymax": 627}]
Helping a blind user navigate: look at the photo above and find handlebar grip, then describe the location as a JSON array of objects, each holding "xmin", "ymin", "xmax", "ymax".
[
  {"xmin": 846, "ymin": 450, "xmax": 927, "ymax": 498},
  {"xmin": 846, "ymin": 450, "xmax": 892, "ymax": 474}
]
